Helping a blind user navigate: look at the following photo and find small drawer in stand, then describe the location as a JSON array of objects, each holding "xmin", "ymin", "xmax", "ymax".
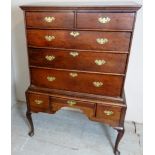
[{"xmin": 27, "ymin": 93, "xmax": 50, "ymax": 113}]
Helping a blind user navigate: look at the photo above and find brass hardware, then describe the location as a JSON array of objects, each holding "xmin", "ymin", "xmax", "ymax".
[
  {"xmin": 98, "ymin": 17, "xmax": 111, "ymax": 24},
  {"xmin": 45, "ymin": 55, "xmax": 55, "ymax": 61},
  {"xmin": 70, "ymin": 52, "xmax": 79, "ymax": 57},
  {"xmin": 95, "ymin": 60, "xmax": 106, "ymax": 66},
  {"xmin": 93, "ymin": 82, "xmax": 103, "ymax": 87},
  {"xmin": 47, "ymin": 76, "xmax": 56, "ymax": 82},
  {"xmin": 44, "ymin": 16, "xmax": 55, "ymax": 23},
  {"xmin": 96, "ymin": 38, "xmax": 108, "ymax": 45},
  {"xmin": 104, "ymin": 110, "xmax": 114, "ymax": 116},
  {"xmin": 69, "ymin": 72, "xmax": 78, "ymax": 78},
  {"xmin": 34, "ymin": 99, "xmax": 43, "ymax": 105},
  {"xmin": 67, "ymin": 100, "xmax": 77, "ymax": 106},
  {"xmin": 45, "ymin": 35, "xmax": 55, "ymax": 42},
  {"xmin": 70, "ymin": 31, "xmax": 80, "ymax": 37}
]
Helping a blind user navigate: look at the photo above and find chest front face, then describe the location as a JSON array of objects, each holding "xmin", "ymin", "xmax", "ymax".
[
  {"xmin": 21, "ymin": 3, "xmax": 141, "ymax": 153},
  {"xmin": 21, "ymin": 3, "xmax": 140, "ymax": 127}
]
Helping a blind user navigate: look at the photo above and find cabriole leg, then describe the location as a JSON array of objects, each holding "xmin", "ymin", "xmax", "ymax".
[
  {"xmin": 114, "ymin": 127, "xmax": 125, "ymax": 155},
  {"xmin": 26, "ymin": 111, "xmax": 34, "ymax": 137}
]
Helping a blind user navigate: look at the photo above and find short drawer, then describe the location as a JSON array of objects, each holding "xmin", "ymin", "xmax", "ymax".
[
  {"xmin": 25, "ymin": 12, "xmax": 74, "ymax": 28},
  {"xmin": 77, "ymin": 13, "xmax": 135, "ymax": 30},
  {"xmin": 27, "ymin": 93, "xmax": 50, "ymax": 112},
  {"xmin": 50, "ymin": 97, "xmax": 95, "ymax": 118},
  {"xmin": 29, "ymin": 48, "xmax": 128, "ymax": 74},
  {"xmin": 30, "ymin": 68, "xmax": 124, "ymax": 97},
  {"xmin": 96, "ymin": 103, "xmax": 123, "ymax": 126},
  {"xmin": 27, "ymin": 30, "xmax": 131, "ymax": 51}
]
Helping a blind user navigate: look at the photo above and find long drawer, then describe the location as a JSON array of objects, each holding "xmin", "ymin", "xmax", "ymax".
[
  {"xmin": 29, "ymin": 48, "xmax": 128, "ymax": 74},
  {"xmin": 30, "ymin": 67, "xmax": 124, "ymax": 97},
  {"xmin": 27, "ymin": 30, "xmax": 131, "ymax": 51}
]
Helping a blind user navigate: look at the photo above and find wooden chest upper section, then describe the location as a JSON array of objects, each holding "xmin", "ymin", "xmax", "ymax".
[{"xmin": 20, "ymin": 2, "xmax": 141, "ymax": 98}]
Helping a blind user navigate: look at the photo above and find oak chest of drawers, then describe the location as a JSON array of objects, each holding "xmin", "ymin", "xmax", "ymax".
[{"xmin": 20, "ymin": 2, "xmax": 141, "ymax": 155}]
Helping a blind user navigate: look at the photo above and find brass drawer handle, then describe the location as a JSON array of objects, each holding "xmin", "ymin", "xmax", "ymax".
[
  {"xmin": 93, "ymin": 82, "xmax": 103, "ymax": 87},
  {"xmin": 69, "ymin": 72, "xmax": 78, "ymax": 78},
  {"xmin": 104, "ymin": 110, "xmax": 114, "ymax": 116},
  {"xmin": 70, "ymin": 52, "xmax": 79, "ymax": 57},
  {"xmin": 45, "ymin": 55, "xmax": 55, "ymax": 61},
  {"xmin": 95, "ymin": 60, "xmax": 106, "ymax": 66},
  {"xmin": 96, "ymin": 38, "xmax": 108, "ymax": 45},
  {"xmin": 34, "ymin": 99, "xmax": 43, "ymax": 105},
  {"xmin": 67, "ymin": 100, "xmax": 77, "ymax": 106},
  {"xmin": 44, "ymin": 16, "xmax": 55, "ymax": 23},
  {"xmin": 47, "ymin": 76, "xmax": 56, "ymax": 82},
  {"xmin": 45, "ymin": 35, "xmax": 55, "ymax": 42},
  {"xmin": 98, "ymin": 17, "xmax": 111, "ymax": 24},
  {"xmin": 70, "ymin": 31, "xmax": 80, "ymax": 37}
]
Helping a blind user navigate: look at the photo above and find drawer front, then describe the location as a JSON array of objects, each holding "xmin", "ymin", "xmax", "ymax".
[
  {"xmin": 30, "ymin": 68, "xmax": 124, "ymax": 97},
  {"xmin": 77, "ymin": 13, "xmax": 135, "ymax": 30},
  {"xmin": 50, "ymin": 97, "xmax": 95, "ymax": 118},
  {"xmin": 27, "ymin": 30, "xmax": 131, "ymax": 51},
  {"xmin": 26, "ymin": 12, "xmax": 74, "ymax": 28},
  {"xmin": 96, "ymin": 103, "xmax": 122, "ymax": 126},
  {"xmin": 27, "ymin": 93, "xmax": 49, "ymax": 112},
  {"xmin": 29, "ymin": 48, "xmax": 128, "ymax": 74}
]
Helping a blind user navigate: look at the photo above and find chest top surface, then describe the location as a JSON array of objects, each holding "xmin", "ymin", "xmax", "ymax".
[{"xmin": 20, "ymin": 1, "xmax": 141, "ymax": 11}]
